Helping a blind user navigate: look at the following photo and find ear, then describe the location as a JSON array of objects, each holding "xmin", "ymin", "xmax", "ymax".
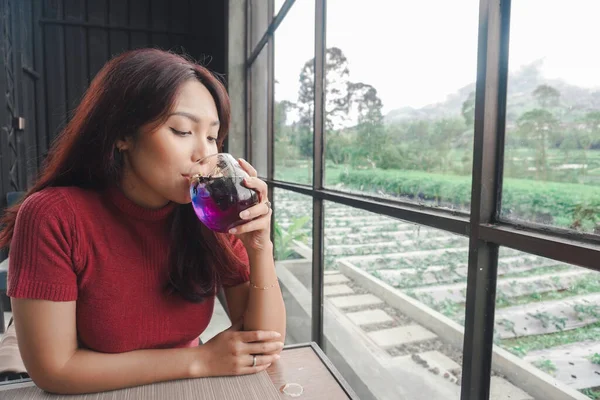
[{"xmin": 115, "ymin": 137, "xmax": 134, "ymax": 152}]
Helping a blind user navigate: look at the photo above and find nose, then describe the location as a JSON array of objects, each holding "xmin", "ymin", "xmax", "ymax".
[{"xmin": 191, "ymin": 136, "xmax": 214, "ymax": 164}]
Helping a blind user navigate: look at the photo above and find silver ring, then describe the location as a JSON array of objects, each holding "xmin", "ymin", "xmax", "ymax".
[
  {"xmin": 265, "ymin": 201, "xmax": 271, "ymax": 209},
  {"xmin": 252, "ymin": 355, "xmax": 257, "ymax": 367}
]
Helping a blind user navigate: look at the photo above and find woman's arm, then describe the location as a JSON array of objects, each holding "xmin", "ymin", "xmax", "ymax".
[
  {"xmin": 222, "ymin": 159, "xmax": 286, "ymax": 348},
  {"xmin": 224, "ymin": 241, "xmax": 286, "ymax": 343},
  {"xmin": 12, "ymin": 298, "xmax": 282, "ymax": 394},
  {"xmin": 12, "ymin": 298, "xmax": 195, "ymax": 394}
]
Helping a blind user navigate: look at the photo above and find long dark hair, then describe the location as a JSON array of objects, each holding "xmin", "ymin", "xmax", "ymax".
[{"xmin": 0, "ymin": 48, "xmax": 246, "ymax": 302}]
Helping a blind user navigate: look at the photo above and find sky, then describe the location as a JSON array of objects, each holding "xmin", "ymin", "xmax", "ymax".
[{"xmin": 272, "ymin": 0, "xmax": 600, "ymax": 114}]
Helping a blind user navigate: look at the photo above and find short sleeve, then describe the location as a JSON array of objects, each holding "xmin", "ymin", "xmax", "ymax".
[
  {"xmin": 7, "ymin": 190, "xmax": 79, "ymax": 301},
  {"xmin": 220, "ymin": 235, "xmax": 250, "ymax": 288}
]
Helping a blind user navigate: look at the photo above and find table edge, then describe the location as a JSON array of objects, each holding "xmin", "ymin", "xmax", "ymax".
[
  {"xmin": 284, "ymin": 342, "xmax": 360, "ymax": 400},
  {"xmin": 1, "ymin": 343, "xmax": 360, "ymax": 400}
]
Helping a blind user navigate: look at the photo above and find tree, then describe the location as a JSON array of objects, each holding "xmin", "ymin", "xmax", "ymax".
[
  {"xmin": 517, "ymin": 109, "xmax": 559, "ymax": 180},
  {"xmin": 347, "ymin": 82, "xmax": 385, "ymax": 166},
  {"xmin": 297, "ymin": 47, "xmax": 351, "ymax": 132},
  {"xmin": 461, "ymin": 91, "xmax": 476, "ymax": 128},
  {"xmin": 274, "ymin": 100, "xmax": 295, "ymax": 138},
  {"xmin": 533, "ymin": 84, "xmax": 561, "ymax": 109},
  {"xmin": 578, "ymin": 111, "xmax": 600, "ymax": 176},
  {"xmin": 432, "ymin": 118, "xmax": 466, "ymax": 170}
]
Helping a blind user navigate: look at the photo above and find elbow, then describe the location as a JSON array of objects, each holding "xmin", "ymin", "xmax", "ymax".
[
  {"xmin": 28, "ymin": 367, "xmax": 75, "ymax": 395},
  {"xmin": 32, "ymin": 375, "xmax": 61, "ymax": 394},
  {"xmin": 36, "ymin": 378, "xmax": 80, "ymax": 395}
]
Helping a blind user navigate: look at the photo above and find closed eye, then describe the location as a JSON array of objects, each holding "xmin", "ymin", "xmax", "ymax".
[{"xmin": 170, "ymin": 127, "xmax": 192, "ymax": 136}]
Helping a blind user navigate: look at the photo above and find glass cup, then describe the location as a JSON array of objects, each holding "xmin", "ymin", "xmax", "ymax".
[{"xmin": 188, "ymin": 153, "xmax": 260, "ymax": 232}]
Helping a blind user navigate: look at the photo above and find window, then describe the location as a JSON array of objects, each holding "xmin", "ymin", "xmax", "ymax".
[
  {"xmin": 501, "ymin": 0, "xmax": 600, "ymax": 234},
  {"xmin": 492, "ymin": 249, "xmax": 600, "ymax": 399},
  {"xmin": 274, "ymin": 0, "xmax": 286, "ymax": 16},
  {"xmin": 250, "ymin": 46, "xmax": 269, "ymax": 178},
  {"xmin": 274, "ymin": 188, "xmax": 313, "ymax": 344},
  {"xmin": 323, "ymin": 0, "xmax": 479, "ymax": 213},
  {"xmin": 250, "ymin": 0, "xmax": 270, "ymax": 51},
  {"xmin": 322, "ymin": 201, "xmax": 466, "ymax": 399},
  {"xmin": 240, "ymin": 1, "xmax": 600, "ymax": 399},
  {"xmin": 274, "ymin": 0, "xmax": 315, "ymax": 184}
]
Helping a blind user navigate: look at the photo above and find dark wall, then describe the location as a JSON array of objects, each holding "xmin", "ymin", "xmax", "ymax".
[{"xmin": 0, "ymin": 0, "xmax": 227, "ymax": 204}]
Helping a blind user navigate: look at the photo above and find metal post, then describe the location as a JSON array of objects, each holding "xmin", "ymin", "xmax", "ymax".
[
  {"xmin": 460, "ymin": 0, "xmax": 511, "ymax": 398},
  {"xmin": 311, "ymin": 0, "xmax": 326, "ymax": 347}
]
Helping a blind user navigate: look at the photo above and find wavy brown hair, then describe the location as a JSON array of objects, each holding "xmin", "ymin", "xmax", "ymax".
[{"xmin": 0, "ymin": 48, "xmax": 246, "ymax": 302}]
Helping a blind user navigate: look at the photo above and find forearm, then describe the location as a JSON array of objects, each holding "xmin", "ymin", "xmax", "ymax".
[
  {"xmin": 38, "ymin": 346, "xmax": 196, "ymax": 394},
  {"xmin": 243, "ymin": 242, "xmax": 287, "ymax": 341}
]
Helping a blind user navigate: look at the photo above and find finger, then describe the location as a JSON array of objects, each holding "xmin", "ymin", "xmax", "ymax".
[
  {"xmin": 242, "ymin": 176, "xmax": 267, "ymax": 191},
  {"xmin": 229, "ymin": 210, "xmax": 272, "ymax": 234},
  {"xmin": 245, "ymin": 341, "xmax": 285, "ymax": 355},
  {"xmin": 239, "ymin": 202, "xmax": 271, "ymax": 221},
  {"xmin": 238, "ymin": 158, "xmax": 258, "ymax": 178},
  {"xmin": 238, "ymin": 330, "xmax": 281, "ymax": 343},
  {"xmin": 240, "ymin": 354, "xmax": 280, "ymax": 375},
  {"xmin": 243, "ymin": 177, "xmax": 268, "ymax": 204},
  {"xmin": 248, "ymin": 354, "xmax": 280, "ymax": 367},
  {"xmin": 240, "ymin": 362, "xmax": 273, "ymax": 375}
]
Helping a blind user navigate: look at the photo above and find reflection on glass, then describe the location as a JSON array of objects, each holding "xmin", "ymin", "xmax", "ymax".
[
  {"xmin": 273, "ymin": 188, "xmax": 312, "ymax": 344},
  {"xmin": 273, "ymin": 0, "xmax": 315, "ymax": 184},
  {"xmin": 274, "ymin": 0, "xmax": 286, "ymax": 16},
  {"xmin": 319, "ymin": 201, "xmax": 467, "ymax": 399},
  {"xmin": 501, "ymin": 0, "xmax": 600, "ymax": 234},
  {"xmin": 250, "ymin": 0, "xmax": 269, "ymax": 52},
  {"xmin": 250, "ymin": 47, "xmax": 268, "ymax": 177},
  {"xmin": 492, "ymin": 248, "xmax": 600, "ymax": 400},
  {"xmin": 318, "ymin": 0, "xmax": 478, "ymax": 212}
]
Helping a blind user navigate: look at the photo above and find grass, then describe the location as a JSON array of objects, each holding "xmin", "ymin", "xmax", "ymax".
[
  {"xmin": 495, "ymin": 275, "xmax": 600, "ymax": 309},
  {"xmin": 501, "ymin": 264, "xmax": 571, "ymax": 279},
  {"xmin": 532, "ymin": 359, "xmax": 557, "ymax": 375},
  {"xmin": 500, "ymin": 321, "xmax": 600, "ymax": 357},
  {"xmin": 581, "ymin": 388, "xmax": 600, "ymax": 400},
  {"xmin": 274, "ymin": 163, "xmax": 346, "ymax": 186},
  {"xmin": 277, "ymin": 157, "xmax": 600, "ymax": 232}
]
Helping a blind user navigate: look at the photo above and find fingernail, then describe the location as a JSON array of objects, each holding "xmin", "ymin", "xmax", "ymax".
[
  {"xmin": 273, "ymin": 332, "xmax": 281, "ymax": 338},
  {"xmin": 278, "ymin": 342, "xmax": 284, "ymax": 347},
  {"xmin": 275, "ymin": 354, "xmax": 281, "ymax": 359},
  {"xmin": 240, "ymin": 210, "xmax": 249, "ymax": 219},
  {"xmin": 229, "ymin": 228, "xmax": 237, "ymax": 234}
]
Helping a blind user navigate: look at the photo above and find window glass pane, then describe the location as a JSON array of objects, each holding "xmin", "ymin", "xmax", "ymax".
[
  {"xmin": 250, "ymin": 46, "xmax": 268, "ymax": 177},
  {"xmin": 321, "ymin": 201, "xmax": 467, "ymax": 399},
  {"xmin": 274, "ymin": 0, "xmax": 286, "ymax": 16},
  {"xmin": 274, "ymin": 188, "xmax": 313, "ymax": 344},
  {"xmin": 323, "ymin": 0, "xmax": 478, "ymax": 213},
  {"xmin": 250, "ymin": 0, "xmax": 269, "ymax": 53},
  {"xmin": 492, "ymin": 248, "xmax": 600, "ymax": 399},
  {"xmin": 274, "ymin": 0, "xmax": 314, "ymax": 184},
  {"xmin": 501, "ymin": 0, "xmax": 600, "ymax": 234}
]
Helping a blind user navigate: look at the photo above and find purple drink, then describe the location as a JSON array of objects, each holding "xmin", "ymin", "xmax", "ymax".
[{"xmin": 190, "ymin": 175, "xmax": 259, "ymax": 232}]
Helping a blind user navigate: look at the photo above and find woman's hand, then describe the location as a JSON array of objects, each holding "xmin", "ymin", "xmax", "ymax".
[
  {"xmin": 228, "ymin": 158, "xmax": 273, "ymax": 252},
  {"xmin": 192, "ymin": 318, "xmax": 283, "ymax": 378}
]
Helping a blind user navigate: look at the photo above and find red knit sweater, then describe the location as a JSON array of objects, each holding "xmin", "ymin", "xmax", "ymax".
[{"xmin": 7, "ymin": 186, "xmax": 249, "ymax": 353}]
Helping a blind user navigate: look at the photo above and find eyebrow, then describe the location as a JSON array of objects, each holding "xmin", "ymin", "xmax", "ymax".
[{"xmin": 169, "ymin": 111, "xmax": 219, "ymax": 126}]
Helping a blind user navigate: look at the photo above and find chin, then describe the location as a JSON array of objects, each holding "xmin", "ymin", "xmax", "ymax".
[{"xmin": 169, "ymin": 194, "xmax": 192, "ymax": 205}]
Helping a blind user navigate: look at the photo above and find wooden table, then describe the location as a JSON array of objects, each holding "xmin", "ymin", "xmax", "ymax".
[{"xmin": 0, "ymin": 342, "xmax": 359, "ymax": 399}]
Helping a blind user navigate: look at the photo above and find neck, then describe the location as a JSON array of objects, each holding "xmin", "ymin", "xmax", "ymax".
[{"xmin": 119, "ymin": 166, "xmax": 170, "ymax": 210}]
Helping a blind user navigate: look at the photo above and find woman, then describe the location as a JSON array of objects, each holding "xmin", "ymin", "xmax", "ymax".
[{"xmin": 0, "ymin": 48, "xmax": 286, "ymax": 394}]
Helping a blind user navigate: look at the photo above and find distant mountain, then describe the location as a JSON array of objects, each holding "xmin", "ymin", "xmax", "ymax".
[{"xmin": 384, "ymin": 60, "xmax": 600, "ymax": 125}]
